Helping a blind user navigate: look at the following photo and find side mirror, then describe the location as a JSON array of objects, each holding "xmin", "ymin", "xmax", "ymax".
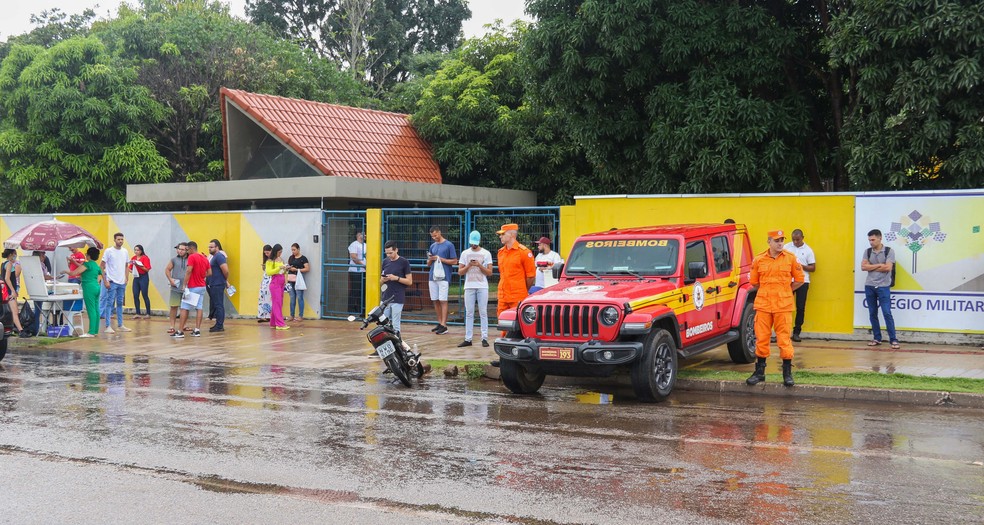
[
  {"xmin": 686, "ymin": 261, "xmax": 707, "ymax": 283},
  {"xmin": 347, "ymin": 315, "xmax": 356, "ymax": 322},
  {"xmin": 552, "ymin": 263, "xmax": 565, "ymax": 279}
]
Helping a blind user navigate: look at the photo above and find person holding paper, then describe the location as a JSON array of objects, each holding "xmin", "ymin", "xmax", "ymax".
[
  {"xmin": 286, "ymin": 243, "xmax": 310, "ymax": 322},
  {"xmin": 207, "ymin": 239, "xmax": 230, "ymax": 332},
  {"xmin": 266, "ymin": 244, "xmax": 289, "ymax": 330},
  {"xmin": 173, "ymin": 240, "xmax": 210, "ymax": 338},
  {"xmin": 129, "ymin": 244, "xmax": 152, "ymax": 319}
]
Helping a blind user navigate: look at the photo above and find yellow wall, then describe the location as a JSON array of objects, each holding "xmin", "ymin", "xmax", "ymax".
[
  {"xmin": 567, "ymin": 195, "xmax": 856, "ymax": 334},
  {"xmin": 365, "ymin": 209, "xmax": 382, "ymax": 311}
]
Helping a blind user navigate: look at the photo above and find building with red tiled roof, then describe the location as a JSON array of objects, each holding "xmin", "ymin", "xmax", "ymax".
[
  {"xmin": 220, "ymin": 88, "xmax": 442, "ymax": 184},
  {"xmin": 127, "ymin": 89, "xmax": 535, "ymax": 209}
]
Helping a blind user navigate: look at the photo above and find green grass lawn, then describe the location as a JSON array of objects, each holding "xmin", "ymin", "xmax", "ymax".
[{"xmin": 678, "ymin": 369, "xmax": 984, "ymax": 394}]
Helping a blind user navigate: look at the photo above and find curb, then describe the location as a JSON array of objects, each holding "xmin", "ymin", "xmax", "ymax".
[{"xmin": 675, "ymin": 379, "xmax": 984, "ymax": 409}]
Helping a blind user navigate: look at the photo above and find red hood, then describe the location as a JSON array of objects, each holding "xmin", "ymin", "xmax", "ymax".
[{"xmin": 525, "ymin": 278, "xmax": 679, "ymax": 305}]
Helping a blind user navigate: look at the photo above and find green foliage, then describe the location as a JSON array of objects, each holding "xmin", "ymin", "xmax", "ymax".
[
  {"xmin": 0, "ymin": 37, "xmax": 171, "ymax": 212},
  {"xmin": 828, "ymin": 0, "xmax": 984, "ymax": 189},
  {"xmin": 92, "ymin": 0, "xmax": 367, "ymax": 182},
  {"xmin": 412, "ymin": 22, "xmax": 592, "ymax": 204},
  {"xmin": 524, "ymin": 0, "xmax": 827, "ymax": 194},
  {"xmin": 247, "ymin": 0, "xmax": 470, "ymax": 92}
]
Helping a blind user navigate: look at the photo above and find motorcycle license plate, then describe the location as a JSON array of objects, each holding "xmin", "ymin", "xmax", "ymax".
[{"xmin": 376, "ymin": 340, "xmax": 397, "ymax": 359}]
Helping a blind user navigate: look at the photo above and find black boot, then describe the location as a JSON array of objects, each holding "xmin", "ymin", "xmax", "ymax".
[
  {"xmin": 782, "ymin": 359, "xmax": 795, "ymax": 387},
  {"xmin": 746, "ymin": 357, "xmax": 766, "ymax": 386}
]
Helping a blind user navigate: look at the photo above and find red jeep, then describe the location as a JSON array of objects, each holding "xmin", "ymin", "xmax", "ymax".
[{"xmin": 494, "ymin": 224, "xmax": 757, "ymax": 402}]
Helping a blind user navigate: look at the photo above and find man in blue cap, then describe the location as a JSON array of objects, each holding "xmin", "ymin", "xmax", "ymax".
[{"xmin": 457, "ymin": 230, "xmax": 493, "ymax": 348}]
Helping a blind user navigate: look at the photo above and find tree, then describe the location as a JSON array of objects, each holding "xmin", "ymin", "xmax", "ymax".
[
  {"xmin": 93, "ymin": 0, "xmax": 367, "ymax": 182},
  {"xmin": 523, "ymin": 0, "xmax": 832, "ymax": 195},
  {"xmin": 0, "ymin": 8, "xmax": 96, "ymax": 62},
  {"xmin": 827, "ymin": 0, "xmax": 984, "ymax": 190},
  {"xmin": 247, "ymin": 0, "xmax": 470, "ymax": 92},
  {"xmin": 0, "ymin": 38, "xmax": 171, "ymax": 212},
  {"xmin": 412, "ymin": 22, "xmax": 592, "ymax": 204}
]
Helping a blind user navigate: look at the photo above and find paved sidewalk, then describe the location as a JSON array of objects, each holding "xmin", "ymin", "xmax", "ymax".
[{"xmin": 11, "ymin": 317, "xmax": 984, "ymax": 379}]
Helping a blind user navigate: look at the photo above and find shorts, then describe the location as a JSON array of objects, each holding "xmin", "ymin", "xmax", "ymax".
[
  {"xmin": 429, "ymin": 280, "xmax": 449, "ymax": 301},
  {"xmin": 169, "ymin": 289, "xmax": 183, "ymax": 308},
  {"xmin": 180, "ymin": 286, "xmax": 206, "ymax": 311}
]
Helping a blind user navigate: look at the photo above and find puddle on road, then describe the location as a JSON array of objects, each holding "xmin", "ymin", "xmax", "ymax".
[{"xmin": 574, "ymin": 391, "xmax": 614, "ymax": 405}]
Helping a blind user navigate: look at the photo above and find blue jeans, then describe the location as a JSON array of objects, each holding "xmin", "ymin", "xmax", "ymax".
[
  {"xmin": 383, "ymin": 303, "xmax": 404, "ymax": 334},
  {"xmin": 132, "ymin": 272, "xmax": 151, "ymax": 315},
  {"xmin": 864, "ymin": 285, "xmax": 896, "ymax": 342},
  {"xmin": 207, "ymin": 285, "xmax": 225, "ymax": 328},
  {"xmin": 287, "ymin": 283, "xmax": 305, "ymax": 318},
  {"xmin": 464, "ymin": 288, "xmax": 489, "ymax": 341},
  {"xmin": 104, "ymin": 282, "xmax": 126, "ymax": 327}
]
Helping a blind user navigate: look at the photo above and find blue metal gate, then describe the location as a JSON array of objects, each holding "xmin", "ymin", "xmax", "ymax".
[
  {"xmin": 322, "ymin": 211, "xmax": 366, "ymax": 319},
  {"xmin": 379, "ymin": 207, "xmax": 561, "ymax": 325}
]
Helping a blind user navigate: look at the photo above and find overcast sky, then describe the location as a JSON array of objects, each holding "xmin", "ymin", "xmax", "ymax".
[{"xmin": 0, "ymin": 0, "xmax": 531, "ymax": 42}]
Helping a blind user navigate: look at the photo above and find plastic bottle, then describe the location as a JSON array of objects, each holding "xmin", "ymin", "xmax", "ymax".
[{"xmin": 412, "ymin": 343, "xmax": 419, "ymax": 355}]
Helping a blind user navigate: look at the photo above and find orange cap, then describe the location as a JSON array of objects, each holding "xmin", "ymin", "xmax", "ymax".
[
  {"xmin": 496, "ymin": 223, "xmax": 519, "ymax": 235},
  {"xmin": 767, "ymin": 229, "xmax": 785, "ymax": 239}
]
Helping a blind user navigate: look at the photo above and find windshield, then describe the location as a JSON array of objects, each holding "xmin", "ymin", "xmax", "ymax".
[{"xmin": 565, "ymin": 239, "xmax": 680, "ymax": 276}]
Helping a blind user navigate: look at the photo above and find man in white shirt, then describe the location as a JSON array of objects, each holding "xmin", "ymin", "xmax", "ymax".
[
  {"xmin": 348, "ymin": 232, "xmax": 366, "ymax": 314},
  {"xmin": 783, "ymin": 229, "xmax": 816, "ymax": 342},
  {"xmin": 457, "ymin": 230, "xmax": 492, "ymax": 348},
  {"xmin": 100, "ymin": 232, "xmax": 131, "ymax": 333},
  {"xmin": 533, "ymin": 237, "xmax": 564, "ymax": 290}
]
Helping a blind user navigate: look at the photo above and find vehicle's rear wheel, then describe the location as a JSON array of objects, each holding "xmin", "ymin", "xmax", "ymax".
[
  {"xmin": 0, "ymin": 337, "xmax": 6, "ymax": 362},
  {"xmin": 630, "ymin": 329, "xmax": 678, "ymax": 402},
  {"xmin": 727, "ymin": 301, "xmax": 757, "ymax": 364},
  {"xmin": 500, "ymin": 359, "xmax": 545, "ymax": 395},
  {"xmin": 384, "ymin": 354, "xmax": 412, "ymax": 387}
]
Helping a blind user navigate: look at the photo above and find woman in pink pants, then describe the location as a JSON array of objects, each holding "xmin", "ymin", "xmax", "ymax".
[{"xmin": 266, "ymin": 244, "xmax": 289, "ymax": 330}]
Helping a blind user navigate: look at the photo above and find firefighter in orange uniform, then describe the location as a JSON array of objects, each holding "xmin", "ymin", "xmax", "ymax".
[
  {"xmin": 495, "ymin": 223, "xmax": 536, "ymax": 323},
  {"xmin": 746, "ymin": 229, "xmax": 805, "ymax": 387}
]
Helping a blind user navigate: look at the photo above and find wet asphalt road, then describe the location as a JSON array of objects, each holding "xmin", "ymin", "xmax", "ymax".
[{"xmin": 2, "ymin": 348, "xmax": 983, "ymax": 524}]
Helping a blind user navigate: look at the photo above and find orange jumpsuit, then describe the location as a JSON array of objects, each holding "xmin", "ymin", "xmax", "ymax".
[
  {"xmin": 750, "ymin": 249, "xmax": 805, "ymax": 360},
  {"xmin": 496, "ymin": 242, "xmax": 536, "ymax": 318}
]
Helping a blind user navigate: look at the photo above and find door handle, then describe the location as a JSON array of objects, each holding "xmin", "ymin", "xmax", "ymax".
[{"xmin": 728, "ymin": 281, "xmax": 737, "ymax": 288}]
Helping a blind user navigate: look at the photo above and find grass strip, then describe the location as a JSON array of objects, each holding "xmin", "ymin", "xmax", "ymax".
[
  {"xmin": 427, "ymin": 359, "xmax": 489, "ymax": 380},
  {"xmin": 679, "ymin": 369, "xmax": 984, "ymax": 394}
]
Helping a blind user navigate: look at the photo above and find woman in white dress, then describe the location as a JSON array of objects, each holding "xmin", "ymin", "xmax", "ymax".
[{"xmin": 257, "ymin": 244, "xmax": 273, "ymax": 322}]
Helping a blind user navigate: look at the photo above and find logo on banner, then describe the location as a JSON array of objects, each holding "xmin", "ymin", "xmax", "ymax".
[{"xmin": 886, "ymin": 210, "xmax": 947, "ymax": 274}]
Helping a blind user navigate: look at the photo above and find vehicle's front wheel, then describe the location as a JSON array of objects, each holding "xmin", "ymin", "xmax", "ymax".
[
  {"xmin": 727, "ymin": 301, "xmax": 757, "ymax": 364},
  {"xmin": 500, "ymin": 359, "xmax": 545, "ymax": 395},
  {"xmin": 630, "ymin": 329, "xmax": 678, "ymax": 402}
]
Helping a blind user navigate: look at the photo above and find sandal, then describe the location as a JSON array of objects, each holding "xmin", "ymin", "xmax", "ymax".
[
  {"xmin": 167, "ymin": 328, "xmax": 176, "ymax": 335},
  {"xmin": 867, "ymin": 340, "xmax": 881, "ymax": 346},
  {"xmin": 890, "ymin": 341, "xmax": 900, "ymax": 349}
]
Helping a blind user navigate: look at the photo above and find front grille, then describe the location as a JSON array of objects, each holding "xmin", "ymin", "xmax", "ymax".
[{"xmin": 535, "ymin": 304, "xmax": 600, "ymax": 338}]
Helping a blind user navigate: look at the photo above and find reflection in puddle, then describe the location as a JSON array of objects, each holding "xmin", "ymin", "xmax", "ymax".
[{"xmin": 575, "ymin": 391, "xmax": 614, "ymax": 405}]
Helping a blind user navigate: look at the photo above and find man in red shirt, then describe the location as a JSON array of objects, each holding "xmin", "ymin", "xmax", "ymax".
[{"xmin": 174, "ymin": 240, "xmax": 211, "ymax": 338}]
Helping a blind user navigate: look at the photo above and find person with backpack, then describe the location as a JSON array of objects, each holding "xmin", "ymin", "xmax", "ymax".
[{"xmin": 861, "ymin": 229, "xmax": 899, "ymax": 349}]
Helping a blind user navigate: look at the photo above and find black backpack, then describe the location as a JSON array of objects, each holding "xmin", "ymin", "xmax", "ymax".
[{"xmin": 865, "ymin": 247, "xmax": 896, "ymax": 287}]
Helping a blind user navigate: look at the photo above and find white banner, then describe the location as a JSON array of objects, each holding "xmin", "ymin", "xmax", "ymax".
[{"xmin": 854, "ymin": 193, "xmax": 984, "ymax": 334}]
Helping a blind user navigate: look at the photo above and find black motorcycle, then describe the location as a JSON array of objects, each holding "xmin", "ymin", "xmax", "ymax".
[{"xmin": 349, "ymin": 298, "xmax": 424, "ymax": 387}]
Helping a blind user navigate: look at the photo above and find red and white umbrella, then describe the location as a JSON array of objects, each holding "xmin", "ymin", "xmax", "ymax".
[{"xmin": 4, "ymin": 219, "xmax": 104, "ymax": 251}]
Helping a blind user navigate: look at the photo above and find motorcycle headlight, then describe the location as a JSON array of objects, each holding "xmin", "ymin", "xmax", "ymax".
[
  {"xmin": 599, "ymin": 306, "xmax": 620, "ymax": 326},
  {"xmin": 521, "ymin": 305, "xmax": 537, "ymax": 324}
]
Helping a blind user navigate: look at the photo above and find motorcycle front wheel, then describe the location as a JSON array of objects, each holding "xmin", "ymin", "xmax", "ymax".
[{"xmin": 384, "ymin": 354, "xmax": 412, "ymax": 387}]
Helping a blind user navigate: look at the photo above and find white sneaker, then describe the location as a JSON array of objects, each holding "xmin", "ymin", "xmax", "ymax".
[
  {"xmin": 78, "ymin": 334, "xmax": 95, "ymax": 338},
  {"xmin": 104, "ymin": 326, "xmax": 115, "ymax": 333},
  {"xmin": 118, "ymin": 326, "xmax": 132, "ymax": 332}
]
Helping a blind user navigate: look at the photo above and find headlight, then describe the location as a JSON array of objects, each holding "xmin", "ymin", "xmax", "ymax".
[
  {"xmin": 600, "ymin": 306, "xmax": 620, "ymax": 326},
  {"xmin": 521, "ymin": 305, "xmax": 538, "ymax": 324}
]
